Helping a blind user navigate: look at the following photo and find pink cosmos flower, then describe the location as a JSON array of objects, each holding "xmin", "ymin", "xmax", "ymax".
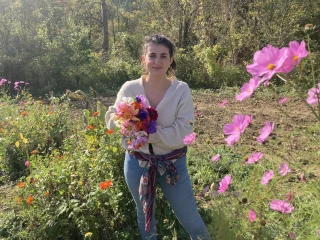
[
  {"xmin": 211, "ymin": 154, "xmax": 221, "ymax": 162},
  {"xmin": 270, "ymin": 200, "xmax": 294, "ymax": 214},
  {"xmin": 306, "ymin": 83, "xmax": 320, "ymax": 106},
  {"xmin": 287, "ymin": 40, "xmax": 308, "ymax": 65},
  {"xmin": 236, "ymin": 77, "xmax": 260, "ymax": 101},
  {"xmin": 0, "ymin": 78, "xmax": 8, "ymax": 86},
  {"xmin": 203, "ymin": 185, "xmax": 209, "ymax": 195},
  {"xmin": 218, "ymin": 175, "xmax": 232, "ymax": 193},
  {"xmin": 261, "ymin": 170, "xmax": 274, "ymax": 185},
  {"xmin": 286, "ymin": 192, "xmax": 295, "ymax": 202},
  {"xmin": 246, "ymin": 45, "xmax": 293, "ymax": 84},
  {"xmin": 249, "ymin": 209, "xmax": 257, "ymax": 222},
  {"xmin": 224, "ymin": 132, "xmax": 241, "ymax": 146},
  {"xmin": 278, "ymin": 163, "xmax": 291, "ymax": 176},
  {"xmin": 300, "ymin": 173, "xmax": 306, "ymax": 182},
  {"xmin": 246, "ymin": 152, "xmax": 263, "ymax": 164},
  {"xmin": 278, "ymin": 97, "xmax": 287, "ymax": 104},
  {"xmin": 25, "ymin": 161, "xmax": 29, "ymax": 167},
  {"xmin": 289, "ymin": 232, "xmax": 295, "ymax": 239},
  {"xmin": 257, "ymin": 121, "xmax": 274, "ymax": 144},
  {"xmin": 223, "ymin": 114, "xmax": 252, "ymax": 146},
  {"xmin": 183, "ymin": 132, "xmax": 196, "ymax": 145},
  {"xmin": 219, "ymin": 99, "xmax": 228, "ymax": 107}
]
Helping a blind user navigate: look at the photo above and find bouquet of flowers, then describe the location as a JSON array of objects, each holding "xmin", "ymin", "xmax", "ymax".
[{"xmin": 114, "ymin": 95, "xmax": 158, "ymax": 150}]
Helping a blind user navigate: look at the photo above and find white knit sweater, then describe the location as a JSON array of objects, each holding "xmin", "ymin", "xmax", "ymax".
[{"xmin": 105, "ymin": 75, "xmax": 194, "ymax": 155}]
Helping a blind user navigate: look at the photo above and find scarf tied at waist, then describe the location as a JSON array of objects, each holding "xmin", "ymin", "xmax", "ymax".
[{"xmin": 129, "ymin": 143, "xmax": 187, "ymax": 232}]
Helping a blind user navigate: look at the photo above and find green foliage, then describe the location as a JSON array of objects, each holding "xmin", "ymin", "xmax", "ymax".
[
  {"xmin": 1, "ymin": 0, "xmax": 319, "ymax": 94},
  {"xmin": 0, "ymin": 92, "xmax": 139, "ymax": 239}
]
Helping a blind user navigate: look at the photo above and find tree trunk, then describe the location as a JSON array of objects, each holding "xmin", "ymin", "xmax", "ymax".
[{"xmin": 101, "ymin": 0, "xmax": 109, "ymax": 60}]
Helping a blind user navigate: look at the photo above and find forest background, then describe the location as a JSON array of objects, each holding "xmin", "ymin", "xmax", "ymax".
[{"xmin": 1, "ymin": 0, "xmax": 320, "ymax": 95}]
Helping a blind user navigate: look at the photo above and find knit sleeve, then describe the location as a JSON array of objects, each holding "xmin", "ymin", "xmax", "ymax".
[
  {"xmin": 148, "ymin": 85, "xmax": 194, "ymax": 150},
  {"xmin": 105, "ymin": 82, "xmax": 129, "ymax": 130}
]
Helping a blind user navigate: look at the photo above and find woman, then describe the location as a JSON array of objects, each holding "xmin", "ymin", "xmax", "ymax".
[{"xmin": 105, "ymin": 34, "xmax": 210, "ymax": 239}]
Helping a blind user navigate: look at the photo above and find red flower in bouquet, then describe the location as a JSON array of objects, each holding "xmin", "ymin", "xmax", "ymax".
[{"xmin": 114, "ymin": 95, "xmax": 158, "ymax": 150}]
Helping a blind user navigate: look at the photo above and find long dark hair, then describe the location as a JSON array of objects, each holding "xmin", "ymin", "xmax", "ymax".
[{"xmin": 142, "ymin": 34, "xmax": 177, "ymax": 76}]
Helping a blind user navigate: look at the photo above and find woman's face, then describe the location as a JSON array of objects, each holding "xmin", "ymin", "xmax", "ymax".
[{"xmin": 142, "ymin": 44, "xmax": 173, "ymax": 77}]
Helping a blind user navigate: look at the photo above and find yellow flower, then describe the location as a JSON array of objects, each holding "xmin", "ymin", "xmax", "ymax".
[{"xmin": 85, "ymin": 232, "xmax": 93, "ymax": 238}]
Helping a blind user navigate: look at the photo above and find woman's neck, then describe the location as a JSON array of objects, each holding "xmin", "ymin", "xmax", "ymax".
[{"xmin": 144, "ymin": 75, "xmax": 172, "ymax": 89}]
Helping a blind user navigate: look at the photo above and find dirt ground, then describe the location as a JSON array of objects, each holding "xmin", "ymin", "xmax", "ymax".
[
  {"xmin": 99, "ymin": 92, "xmax": 318, "ymax": 146},
  {"xmin": 97, "ymin": 91, "xmax": 319, "ymax": 176}
]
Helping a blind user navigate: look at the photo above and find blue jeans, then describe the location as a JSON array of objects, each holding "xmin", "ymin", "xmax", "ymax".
[{"xmin": 124, "ymin": 151, "xmax": 210, "ymax": 240}]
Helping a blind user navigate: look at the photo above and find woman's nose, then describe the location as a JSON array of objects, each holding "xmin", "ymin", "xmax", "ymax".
[{"xmin": 154, "ymin": 57, "xmax": 161, "ymax": 63}]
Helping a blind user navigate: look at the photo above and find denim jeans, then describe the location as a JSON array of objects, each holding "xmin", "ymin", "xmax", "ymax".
[{"xmin": 124, "ymin": 151, "xmax": 211, "ymax": 240}]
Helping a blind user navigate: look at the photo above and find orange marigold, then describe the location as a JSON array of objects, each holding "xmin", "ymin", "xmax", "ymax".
[
  {"xmin": 17, "ymin": 182, "xmax": 25, "ymax": 188},
  {"xmin": 21, "ymin": 111, "xmax": 28, "ymax": 117},
  {"xmin": 100, "ymin": 180, "xmax": 113, "ymax": 190},
  {"xmin": 17, "ymin": 197, "xmax": 23, "ymax": 204},
  {"xmin": 26, "ymin": 195, "xmax": 33, "ymax": 205},
  {"xmin": 49, "ymin": 111, "xmax": 54, "ymax": 115},
  {"xmin": 92, "ymin": 112, "xmax": 99, "ymax": 117},
  {"xmin": 106, "ymin": 129, "xmax": 114, "ymax": 135},
  {"xmin": 87, "ymin": 125, "xmax": 94, "ymax": 130},
  {"xmin": 31, "ymin": 149, "xmax": 39, "ymax": 154},
  {"xmin": 44, "ymin": 192, "xmax": 49, "ymax": 197}
]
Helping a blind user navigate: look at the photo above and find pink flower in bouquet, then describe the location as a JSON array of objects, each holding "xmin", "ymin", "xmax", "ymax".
[
  {"xmin": 278, "ymin": 97, "xmax": 287, "ymax": 104},
  {"xmin": 120, "ymin": 120, "xmax": 136, "ymax": 136},
  {"xmin": 183, "ymin": 132, "xmax": 196, "ymax": 145},
  {"xmin": 246, "ymin": 152, "xmax": 263, "ymax": 164},
  {"xmin": 249, "ymin": 209, "xmax": 257, "ymax": 222},
  {"xmin": 128, "ymin": 131, "xmax": 148, "ymax": 150},
  {"xmin": 211, "ymin": 154, "xmax": 221, "ymax": 162},
  {"xmin": 236, "ymin": 77, "xmax": 260, "ymax": 101},
  {"xmin": 223, "ymin": 114, "xmax": 252, "ymax": 146},
  {"xmin": 246, "ymin": 45, "xmax": 293, "ymax": 83},
  {"xmin": 261, "ymin": 170, "xmax": 274, "ymax": 185},
  {"xmin": 278, "ymin": 163, "xmax": 291, "ymax": 176},
  {"xmin": 270, "ymin": 200, "xmax": 294, "ymax": 214},
  {"xmin": 306, "ymin": 83, "xmax": 320, "ymax": 106},
  {"xmin": 257, "ymin": 121, "xmax": 274, "ymax": 144},
  {"xmin": 219, "ymin": 99, "xmax": 228, "ymax": 107},
  {"xmin": 287, "ymin": 40, "xmax": 308, "ymax": 65},
  {"xmin": 115, "ymin": 102, "xmax": 139, "ymax": 122},
  {"xmin": 218, "ymin": 175, "xmax": 232, "ymax": 193},
  {"xmin": 25, "ymin": 161, "xmax": 29, "ymax": 167}
]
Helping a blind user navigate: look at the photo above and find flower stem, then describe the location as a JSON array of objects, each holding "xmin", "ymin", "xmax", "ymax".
[
  {"xmin": 306, "ymin": 35, "xmax": 320, "ymax": 120},
  {"xmin": 276, "ymin": 74, "xmax": 320, "ymax": 122}
]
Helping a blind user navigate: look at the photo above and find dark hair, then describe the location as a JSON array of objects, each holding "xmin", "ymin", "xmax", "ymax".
[{"xmin": 143, "ymin": 34, "xmax": 177, "ymax": 76}]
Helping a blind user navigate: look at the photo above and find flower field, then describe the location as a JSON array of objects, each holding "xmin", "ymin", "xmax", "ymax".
[
  {"xmin": 1, "ymin": 40, "xmax": 320, "ymax": 240},
  {"xmin": 0, "ymin": 82, "xmax": 319, "ymax": 239}
]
